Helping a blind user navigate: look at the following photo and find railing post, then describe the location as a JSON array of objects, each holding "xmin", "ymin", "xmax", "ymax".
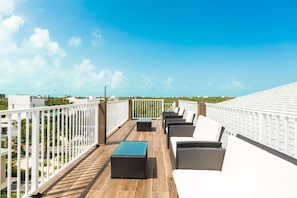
[
  {"xmin": 99, "ymin": 100, "xmax": 106, "ymax": 144},
  {"xmin": 176, "ymin": 99, "xmax": 179, "ymax": 107},
  {"xmin": 31, "ymin": 111, "xmax": 40, "ymax": 195},
  {"xmin": 7, "ymin": 115, "xmax": 12, "ymax": 197},
  {"xmin": 198, "ymin": 102, "xmax": 206, "ymax": 117},
  {"xmin": 95, "ymin": 103, "xmax": 99, "ymax": 146},
  {"xmin": 129, "ymin": 99, "xmax": 132, "ymax": 120}
]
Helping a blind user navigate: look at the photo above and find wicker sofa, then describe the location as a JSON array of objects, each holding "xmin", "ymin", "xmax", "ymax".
[
  {"xmin": 168, "ymin": 115, "xmax": 224, "ymax": 169},
  {"xmin": 173, "ymin": 134, "xmax": 297, "ymax": 198}
]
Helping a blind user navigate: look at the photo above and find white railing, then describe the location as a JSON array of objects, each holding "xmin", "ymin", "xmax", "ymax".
[
  {"xmin": 206, "ymin": 103, "xmax": 297, "ymax": 159},
  {"xmin": 106, "ymin": 100, "xmax": 129, "ymax": 137},
  {"xmin": 0, "ymin": 102, "xmax": 99, "ymax": 198},
  {"xmin": 132, "ymin": 99, "xmax": 164, "ymax": 119}
]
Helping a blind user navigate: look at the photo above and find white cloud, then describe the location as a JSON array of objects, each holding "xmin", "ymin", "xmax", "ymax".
[
  {"xmin": 140, "ymin": 73, "xmax": 153, "ymax": 89},
  {"xmin": 70, "ymin": 59, "xmax": 125, "ymax": 91},
  {"xmin": 164, "ymin": 77, "xmax": 173, "ymax": 87},
  {"xmin": 68, "ymin": 36, "xmax": 81, "ymax": 47},
  {"xmin": 27, "ymin": 28, "xmax": 66, "ymax": 57},
  {"xmin": 0, "ymin": 2, "xmax": 124, "ymax": 96},
  {"xmin": 111, "ymin": 71, "xmax": 124, "ymax": 89},
  {"xmin": 0, "ymin": 15, "xmax": 24, "ymax": 53},
  {"xmin": 1, "ymin": 15, "xmax": 24, "ymax": 32},
  {"xmin": 221, "ymin": 80, "xmax": 245, "ymax": 90},
  {"xmin": 0, "ymin": 0, "xmax": 15, "ymax": 16},
  {"xmin": 97, "ymin": 69, "xmax": 125, "ymax": 89},
  {"xmin": 91, "ymin": 28, "xmax": 104, "ymax": 46}
]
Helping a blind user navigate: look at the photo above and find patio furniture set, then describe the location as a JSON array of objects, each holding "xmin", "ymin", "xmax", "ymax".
[{"xmin": 110, "ymin": 106, "xmax": 297, "ymax": 198}]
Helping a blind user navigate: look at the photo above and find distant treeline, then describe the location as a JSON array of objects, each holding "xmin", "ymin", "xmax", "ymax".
[
  {"xmin": 0, "ymin": 97, "xmax": 70, "ymax": 110},
  {"xmin": 120, "ymin": 96, "xmax": 234, "ymax": 104},
  {"xmin": 45, "ymin": 97, "xmax": 70, "ymax": 106}
]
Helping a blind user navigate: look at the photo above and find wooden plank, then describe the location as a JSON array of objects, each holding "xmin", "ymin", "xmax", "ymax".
[
  {"xmin": 119, "ymin": 179, "xmax": 137, "ymax": 191},
  {"xmin": 168, "ymin": 176, "xmax": 178, "ymax": 198},
  {"xmin": 41, "ymin": 120, "xmax": 176, "ymax": 197},
  {"xmin": 115, "ymin": 191, "xmax": 135, "ymax": 198},
  {"xmin": 134, "ymin": 179, "xmax": 145, "ymax": 197}
]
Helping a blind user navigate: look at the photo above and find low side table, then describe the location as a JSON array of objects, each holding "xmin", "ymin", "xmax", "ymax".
[
  {"xmin": 137, "ymin": 118, "xmax": 152, "ymax": 131},
  {"xmin": 111, "ymin": 141, "xmax": 148, "ymax": 179}
]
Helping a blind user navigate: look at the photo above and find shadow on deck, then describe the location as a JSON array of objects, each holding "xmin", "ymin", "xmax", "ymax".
[{"xmin": 39, "ymin": 120, "xmax": 177, "ymax": 198}]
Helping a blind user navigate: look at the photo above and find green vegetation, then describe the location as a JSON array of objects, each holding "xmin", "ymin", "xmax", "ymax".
[
  {"xmin": 122, "ymin": 96, "xmax": 234, "ymax": 104},
  {"xmin": 170, "ymin": 96, "xmax": 234, "ymax": 103},
  {"xmin": 45, "ymin": 97, "xmax": 70, "ymax": 106},
  {"xmin": 0, "ymin": 98, "xmax": 8, "ymax": 110},
  {"xmin": 0, "ymin": 96, "xmax": 233, "ymax": 111}
]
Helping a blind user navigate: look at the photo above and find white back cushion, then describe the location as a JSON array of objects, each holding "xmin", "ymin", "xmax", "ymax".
[
  {"xmin": 192, "ymin": 115, "xmax": 222, "ymax": 141},
  {"xmin": 222, "ymin": 135, "xmax": 264, "ymax": 198},
  {"xmin": 252, "ymin": 148, "xmax": 297, "ymax": 198},
  {"xmin": 174, "ymin": 107, "xmax": 179, "ymax": 113},
  {"xmin": 178, "ymin": 106, "xmax": 185, "ymax": 116},
  {"xmin": 185, "ymin": 111, "xmax": 195, "ymax": 122}
]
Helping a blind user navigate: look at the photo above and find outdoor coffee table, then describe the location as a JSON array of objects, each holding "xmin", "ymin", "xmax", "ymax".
[
  {"xmin": 111, "ymin": 141, "xmax": 148, "ymax": 178},
  {"xmin": 137, "ymin": 118, "xmax": 152, "ymax": 131}
]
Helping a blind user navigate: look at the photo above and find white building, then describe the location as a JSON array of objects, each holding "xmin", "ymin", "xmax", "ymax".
[
  {"xmin": 5, "ymin": 95, "xmax": 45, "ymax": 121},
  {"xmin": 8, "ymin": 95, "xmax": 45, "ymax": 110}
]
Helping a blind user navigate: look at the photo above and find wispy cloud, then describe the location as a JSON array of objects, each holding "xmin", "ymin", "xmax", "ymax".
[
  {"xmin": 221, "ymin": 79, "xmax": 245, "ymax": 90},
  {"xmin": 68, "ymin": 36, "xmax": 81, "ymax": 47},
  {"xmin": 26, "ymin": 28, "xmax": 66, "ymax": 57},
  {"xmin": 0, "ymin": 15, "xmax": 24, "ymax": 53},
  {"xmin": 91, "ymin": 28, "xmax": 104, "ymax": 46},
  {"xmin": 140, "ymin": 73, "xmax": 153, "ymax": 89},
  {"xmin": 163, "ymin": 77, "xmax": 173, "ymax": 87},
  {"xmin": 0, "ymin": 0, "xmax": 15, "ymax": 15}
]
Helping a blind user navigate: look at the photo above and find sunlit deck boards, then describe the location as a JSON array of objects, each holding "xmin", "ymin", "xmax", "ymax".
[{"xmin": 39, "ymin": 120, "xmax": 177, "ymax": 198}]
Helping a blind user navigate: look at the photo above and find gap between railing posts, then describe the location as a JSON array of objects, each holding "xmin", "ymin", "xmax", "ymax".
[{"xmin": 131, "ymin": 99, "xmax": 164, "ymax": 120}]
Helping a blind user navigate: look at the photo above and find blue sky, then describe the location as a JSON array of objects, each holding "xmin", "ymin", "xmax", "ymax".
[{"xmin": 1, "ymin": 0, "xmax": 297, "ymax": 97}]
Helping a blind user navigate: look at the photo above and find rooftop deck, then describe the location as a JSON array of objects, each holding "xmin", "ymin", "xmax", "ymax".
[{"xmin": 39, "ymin": 119, "xmax": 177, "ymax": 198}]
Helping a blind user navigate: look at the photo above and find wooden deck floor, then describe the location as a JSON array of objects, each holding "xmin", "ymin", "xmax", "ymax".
[{"xmin": 39, "ymin": 120, "xmax": 177, "ymax": 198}]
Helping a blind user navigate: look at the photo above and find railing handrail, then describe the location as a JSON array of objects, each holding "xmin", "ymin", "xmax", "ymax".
[
  {"xmin": 207, "ymin": 103, "xmax": 297, "ymax": 118},
  {"xmin": 0, "ymin": 102, "xmax": 100, "ymax": 115},
  {"xmin": 106, "ymin": 99, "xmax": 129, "ymax": 104}
]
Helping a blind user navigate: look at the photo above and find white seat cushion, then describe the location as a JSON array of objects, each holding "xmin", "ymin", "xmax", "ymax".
[
  {"xmin": 170, "ymin": 136, "xmax": 196, "ymax": 157},
  {"xmin": 173, "ymin": 169, "xmax": 244, "ymax": 198}
]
